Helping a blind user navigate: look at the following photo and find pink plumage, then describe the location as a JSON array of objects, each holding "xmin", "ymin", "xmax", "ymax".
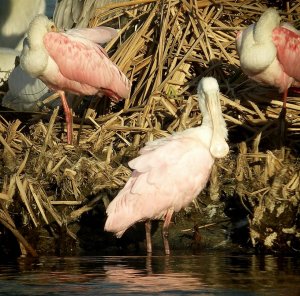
[
  {"xmin": 20, "ymin": 15, "xmax": 131, "ymax": 144},
  {"xmin": 273, "ymin": 26, "xmax": 300, "ymax": 84},
  {"xmin": 236, "ymin": 8, "xmax": 300, "ymax": 108},
  {"xmin": 104, "ymin": 77, "xmax": 229, "ymax": 254},
  {"xmin": 105, "ymin": 134, "xmax": 214, "ymax": 238},
  {"xmin": 43, "ymin": 32, "xmax": 130, "ymax": 101}
]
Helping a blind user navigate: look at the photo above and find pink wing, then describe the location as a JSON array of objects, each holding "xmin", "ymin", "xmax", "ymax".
[
  {"xmin": 273, "ymin": 26, "xmax": 300, "ymax": 82},
  {"xmin": 65, "ymin": 26, "xmax": 118, "ymax": 44},
  {"xmin": 104, "ymin": 135, "xmax": 214, "ymax": 237},
  {"xmin": 43, "ymin": 32, "xmax": 131, "ymax": 100}
]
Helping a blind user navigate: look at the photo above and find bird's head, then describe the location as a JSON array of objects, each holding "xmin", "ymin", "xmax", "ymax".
[
  {"xmin": 254, "ymin": 8, "xmax": 281, "ymax": 43},
  {"xmin": 27, "ymin": 15, "xmax": 57, "ymax": 48},
  {"xmin": 197, "ymin": 77, "xmax": 229, "ymax": 159}
]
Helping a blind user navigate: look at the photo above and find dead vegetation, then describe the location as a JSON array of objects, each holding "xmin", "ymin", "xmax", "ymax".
[{"xmin": 0, "ymin": 0, "xmax": 300, "ymax": 256}]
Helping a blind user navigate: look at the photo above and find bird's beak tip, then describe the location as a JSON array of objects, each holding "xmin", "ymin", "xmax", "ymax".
[{"xmin": 210, "ymin": 142, "xmax": 229, "ymax": 159}]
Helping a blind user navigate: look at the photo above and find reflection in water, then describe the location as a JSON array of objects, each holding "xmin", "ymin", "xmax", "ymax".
[
  {"xmin": 0, "ymin": 253, "xmax": 299, "ymax": 295},
  {"xmin": 104, "ymin": 256, "xmax": 204, "ymax": 293}
]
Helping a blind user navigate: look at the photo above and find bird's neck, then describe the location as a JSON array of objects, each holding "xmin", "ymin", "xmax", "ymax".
[
  {"xmin": 20, "ymin": 27, "xmax": 48, "ymax": 77},
  {"xmin": 238, "ymin": 20, "xmax": 278, "ymax": 73},
  {"xmin": 28, "ymin": 26, "xmax": 47, "ymax": 50}
]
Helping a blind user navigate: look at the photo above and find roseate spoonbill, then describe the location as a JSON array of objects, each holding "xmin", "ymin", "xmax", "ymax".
[
  {"xmin": 236, "ymin": 8, "xmax": 300, "ymax": 112},
  {"xmin": 104, "ymin": 77, "xmax": 229, "ymax": 255},
  {"xmin": 20, "ymin": 15, "xmax": 131, "ymax": 144}
]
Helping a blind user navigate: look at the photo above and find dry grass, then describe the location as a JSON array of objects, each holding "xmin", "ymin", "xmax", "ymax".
[{"xmin": 0, "ymin": 0, "xmax": 300, "ymax": 255}]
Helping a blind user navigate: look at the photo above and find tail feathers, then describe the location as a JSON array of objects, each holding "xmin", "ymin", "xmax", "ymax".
[
  {"xmin": 104, "ymin": 212, "xmax": 135, "ymax": 238},
  {"xmin": 104, "ymin": 194, "xmax": 141, "ymax": 237}
]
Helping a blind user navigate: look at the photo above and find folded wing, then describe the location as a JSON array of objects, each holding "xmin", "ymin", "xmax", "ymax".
[{"xmin": 43, "ymin": 31, "xmax": 131, "ymax": 99}]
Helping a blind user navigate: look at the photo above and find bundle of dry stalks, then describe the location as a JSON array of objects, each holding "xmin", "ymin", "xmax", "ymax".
[{"xmin": 0, "ymin": 0, "xmax": 300, "ymax": 255}]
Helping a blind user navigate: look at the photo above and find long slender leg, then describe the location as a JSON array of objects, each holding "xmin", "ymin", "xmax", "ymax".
[
  {"xmin": 58, "ymin": 90, "xmax": 73, "ymax": 145},
  {"xmin": 281, "ymin": 88, "xmax": 288, "ymax": 117},
  {"xmin": 145, "ymin": 220, "xmax": 152, "ymax": 254},
  {"xmin": 162, "ymin": 208, "xmax": 174, "ymax": 255},
  {"xmin": 278, "ymin": 88, "xmax": 288, "ymax": 145}
]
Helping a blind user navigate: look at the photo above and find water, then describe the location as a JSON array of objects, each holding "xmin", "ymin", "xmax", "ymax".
[{"xmin": 0, "ymin": 252, "xmax": 299, "ymax": 295}]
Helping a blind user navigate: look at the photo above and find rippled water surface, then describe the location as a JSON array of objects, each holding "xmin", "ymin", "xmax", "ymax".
[{"xmin": 0, "ymin": 253, "xmax": 299, "ymax": 295}]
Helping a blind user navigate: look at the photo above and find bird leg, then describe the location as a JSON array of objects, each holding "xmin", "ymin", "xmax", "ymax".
[
  {"xmin": 162, "ymin": 208, "xmax": 174, "ymax": 255},
  {"xmin": 281, "ymin": 88, "xmax": 288, "ymax": 117},
  {"xmin": 277, "ymin": 88, "xmax": 288, "ymax": 146},
  {"xmin": 58, "ymin": 90, "xmax": 73, "ymax": 145},
  {"xmin": 145, "ymin": 220, "xmax": 152, "ymax": 253}
]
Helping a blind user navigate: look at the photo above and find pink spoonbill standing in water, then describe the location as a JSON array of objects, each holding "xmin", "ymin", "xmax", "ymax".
[
  {"xmin": 236, "ymin": 8, "xmax": 300, "ymax": 113},
  {"xmin": 104, "ymin": 77, "xmax": 229, "ymax": 255},
  {"xmin": 20, "ymin": 14, "xmax": 131, "ymax": 144}
]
